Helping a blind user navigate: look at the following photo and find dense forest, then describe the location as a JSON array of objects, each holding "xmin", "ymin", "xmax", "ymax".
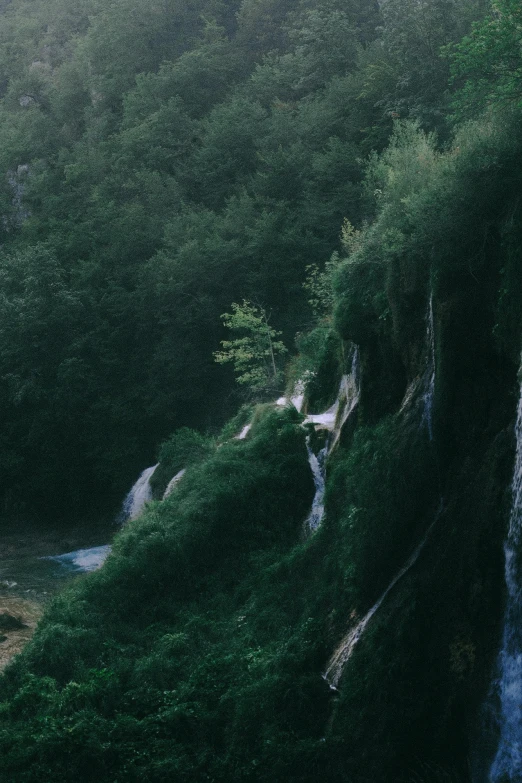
[
  {"xmin": 0, "ymin": 0, "xmax": 489, "ymax": 518},
  {"xmin": 1, "ymin": 0, "xmax": 522, "ymax": 779}
]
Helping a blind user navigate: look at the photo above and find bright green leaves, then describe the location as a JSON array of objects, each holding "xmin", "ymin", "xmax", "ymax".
[
  {"xmin": 303, "ymin": 256, "xmax": 342, "ymax": 322},
  {"xmin": 214, "ymin": 301, "xmax": 287, "ymax": 392},
  {"xmin": 304, "ymin": 221, "xmax": 362, "ymax": 321}
]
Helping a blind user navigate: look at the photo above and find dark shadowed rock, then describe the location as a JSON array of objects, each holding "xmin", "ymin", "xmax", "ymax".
[{"xmin": 0, "ymin": 613, "xmax": 26, "ymax": 630}]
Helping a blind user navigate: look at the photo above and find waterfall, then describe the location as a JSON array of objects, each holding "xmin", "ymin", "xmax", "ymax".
[
  {"xmin": 120, "ymin": 464, "xmax": 158, "ymax": 522},
  {"xmin": 163, "ymin": 468, "xmax": 186, "ymax": 499},
  {"xmin": 303, "ymin": 348, "xmax": 360, "ymax": 436},
  {"xmin": 323, "ymin": 503, "xmax": 440, "ymax": 689},
  {"xmin": 290, "ymin": 379, "xmax": 305, "ymax": 413},
  {"xmin": 421, "ymin": 293, "xmax": 435, "ymax": 441},
  {"xmin": 490, "ymin": 382, "xmax": 522, "ymax": 782},
  {"xmin": 303, "ymin": 348, "xmax": 360, "ymax": 533},
  {"xmin": 303, "ymin": 398, "xmax": 339, "ymax": 429},
  {"xmin": 275, "ymin": 378, "xmax": 306, "ymax": 413},
  {"xmin": 305, "ymin": 437, "xmax": 328, "ymax": 532},
  {"xmin": 329, "ymin": 349, "xmax": 360, "ymax": 452},
  {"xmin": 235, "ymin": 424, "xmax": 251, "ymax": 440}
]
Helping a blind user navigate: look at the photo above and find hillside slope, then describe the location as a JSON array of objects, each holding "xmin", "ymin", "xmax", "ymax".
[{"xmin": 3, "ymin": 0, "xmax": 522, "ymax": 780}]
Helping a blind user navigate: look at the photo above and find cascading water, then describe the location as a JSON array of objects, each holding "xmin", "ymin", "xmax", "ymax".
[
  {"xmin": 329, "ymin": 349, "xmax": 360, "ymax": 452},
  {"xmin": 163, "ymin": 468, "xmax": 186, "ymax": 499},
  {"xmin": 276, "ymin": 379, "xmax": 306, "ymax": 413},
  {"xmin": 290, "ymin": 379, "xmax": 305, "ymax": 413},
  {"xmin": 249, "ymin": 354, "xmax": 359, "ymax": 534},
  {"xmin": 421, "ymin": 293, "xmax": 435, "ymax": 441},
  {"xmin": 45, "ymin": 464, "xmax": 160, "ymax": 578},
  {"xmin": 305, "ymin": 437, "xmax": 328, "ymax": 533},
  {"xmin": 38, "ymin": 463, "xmax": 161, "ymax": 587},
  {"xmin": 323, "ymin": 503, "xmax": 441, "ymax": 689},
  {"xmin": 48, "ymin": 545, "xmax": 111, "ymax": 573},
  {"xmin": 399, "ymin": 293, "xmax": 436, "ymax": 441},
  {"xmin": 489, "ymin": 381, "xmax": 522, "ymax": 782},
  {"xmin": 120, "ymin": 464, "xmax": 159, "ymax": 522},
  {"xmin": 303, "ymin": 348, "xmax": 360, "ymax": 533}
]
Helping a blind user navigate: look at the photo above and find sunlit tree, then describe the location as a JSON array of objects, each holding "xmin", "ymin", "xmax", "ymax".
[{"xmin": 214, "ymin": 300, "xmax": 287, "ymax": 392}]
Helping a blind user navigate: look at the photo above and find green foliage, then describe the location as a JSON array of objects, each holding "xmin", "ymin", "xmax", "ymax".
[
  {"xmin": 0, "ymin": 405, "xmax": 323, "ymax": 781},
  {"xmin": 365, "ymin": 120, "xmax": 440, "ymax": 216},
  {"xmin": 375, "ymin": 0, "xmax": 487, "ymax": 133},
  {"xmin": 150, "ymin": 428, "xmax": 214, "ymax": 499},
  {"xmin": 2, "ymin": 105, "xmax": 521, "ymax": 779},
  {"xmin": 302, "ymin": 223, "xmax": 363, "ymax": 330},
  {"xmin": 1, "ymin": 2, "xmax": 520, "ymax": 781},
  {"xmin": 0, "ymin": 0, "xmax": 490, "ymax": 517},
  {"xmin": 303, "ymin": 254, "xmax": 342, "ymax": 321},
  {"xmin": 214, "ymin": 301, "xmax": 287, "ymax": 392},
  {"xmin": 446, "ymin": 0, "xmax": 522, "ymax": 121},
  {"xmin": 292, "ymin": 326, "xmax": 345, "ymax": 413}
]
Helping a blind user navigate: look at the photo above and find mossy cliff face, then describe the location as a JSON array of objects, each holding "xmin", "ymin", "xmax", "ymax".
[
  {"xmin": 1, "ymin": 119, "xmax": 522, "ymax": 782},
  {"xmin": 327, "ymin": 116, "xmax": 521, "ymax": 779}
]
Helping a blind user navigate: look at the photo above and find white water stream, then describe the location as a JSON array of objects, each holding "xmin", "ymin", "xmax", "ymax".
[
  {"xmin": 235, "ymin": 424, "xmax": 251, "ymax": 440},
  {"xmin": 41, "ymin": 465, "xmax": 160, "ymax": 582},
  {"xmin": 490, "ymin": 381, "xmax": 522, "ymax": 782},
  {"xmin": 305, "ymin": 438, "xmax": 329, "ymax": 533},
  {"xmin": 163, "ymin": 468, "xmax": 186, "ymax": 499},
  {"xmin": 323, "ymin": 503, "xmax": 440, "ymax": 690},
  {"xmin": 303, "ymin": 348, "xmax": 360, "ymax": 533},
  {"xmin": 41, "ymin": 463, "xmax": 161, "ymax": 589},
  {"xmin": 276, "ymin": 379, "xmax": 306, "ymax": 413},
  {"xmin": 47, "ymin": 545, "xmax": 111, "ymax": 573},
  {"xmin": 120, "ymin": 464, "xmax": 159, "ymax": 521}
]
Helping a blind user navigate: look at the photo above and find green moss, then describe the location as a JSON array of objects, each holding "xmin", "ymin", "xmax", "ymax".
[
  {"xmin": 150, "ymin": 427, "xmax": 215, "ymax": 499},
  {"xmin": 217, "ymin": 403, "xmax": 255, "ymax": 442},
  {"xmin": 334, "ymin": 244, "xmax": 389, "ymax": 349},
  {"xmin": 298, "ymin": 327, "xmax": 344, "ymax": 413}
]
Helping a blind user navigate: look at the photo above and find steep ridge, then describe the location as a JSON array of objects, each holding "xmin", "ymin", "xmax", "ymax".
[{"xmin": 323, "ymin": 319, "xmax": 438, "ymax": 690}]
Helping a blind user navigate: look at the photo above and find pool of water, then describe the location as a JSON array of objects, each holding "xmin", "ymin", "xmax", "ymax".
[{"xmin": 0, "ymin": 518, "xmax": 116, "ymax": 670}]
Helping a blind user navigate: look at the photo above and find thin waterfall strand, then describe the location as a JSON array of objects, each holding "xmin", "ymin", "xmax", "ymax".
[
  {"xmin": 421, "ymin": 293, "xmax": 435, "ymax": 441},
  {"xmin": 329, "ymin": 349, "xmax": 360, "ymax": 453},
  {"xmin": 490, "ymin": 381, "xmax": 522, "ymax": 782},
  {"xmin": 163, "ymin": 468, "xmax": 186, "ymax": 499},
  {"xmin": 399, "ymin": 294, "xmax": 436, "ymax": 437},
  {"xmin": 324, "ymin": 506, "xmax": 440, "ymax": 689},
  {"xmin": 305, "ymin": 437, "xmax": 328, "ymax": 532}
]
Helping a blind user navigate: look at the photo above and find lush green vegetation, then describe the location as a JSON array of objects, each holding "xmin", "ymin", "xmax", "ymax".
[
  {"xmin": 2, "ymin": 0, "xmax": 522, "ymax": 779},
  {"xmin": 0, "ymin": 0, "xmax": 488, "ymax": 518}
]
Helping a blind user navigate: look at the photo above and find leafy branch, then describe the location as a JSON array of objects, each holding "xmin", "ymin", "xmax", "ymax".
[{"xmin": 214, "ymin": 300, "xmax": 287, "ymax": 391}]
